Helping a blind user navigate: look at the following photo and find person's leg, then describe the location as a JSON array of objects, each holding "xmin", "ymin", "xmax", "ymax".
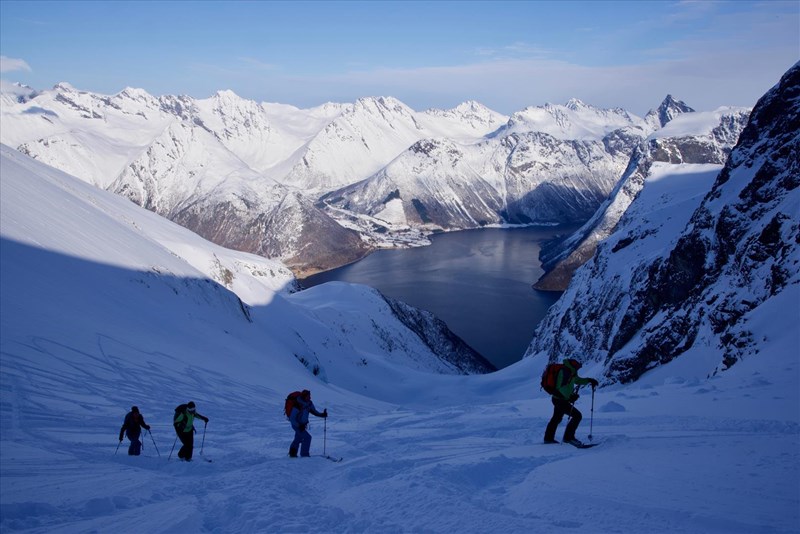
[
  {"xmin": 300, "ymin": 430, "xmax": 312, "ymax": 457},
  {"xmin": 128, "ymin": 434, "xmax": 141, "ymax": 455},
  {"xmin": 177, "ymin": 431, "xmax": 193, "ymax": 460},
  {"xmin": 184, "ymin": 431, "xmax": 195, "ymax": 460},
  {"xmin": 563, "ymin": 406, "xmax": 583, "ymax": 442},
  {"xmin": 289, "ymin": 427, "xmax": 302, "ymax": 457},
  {"xmin": 544, "ymin": 398, "xmax": 568, "ymax": 442}
]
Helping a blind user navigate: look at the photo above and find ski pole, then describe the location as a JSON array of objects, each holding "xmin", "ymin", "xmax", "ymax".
[
  {"xmin": 115, "ymin": 439, "xmax": 122, "ymax": 455},
  {"xmin": 588, "ymin": 386, "xmax": 595, "ymax": 442},
  {"xmin": 148, "ymin": 429, "xmax": 161, "ymax": 457},
  {"xmin": 168, "ymin": 435, "xmax": 178, "ymax": 460},
  {"xmin": 324, "ymin": 415, "xmax": 327, "ymax": 457},
  {"xmin": 200, "ymin": 421, "xmax": 207, "ymax": 455}
]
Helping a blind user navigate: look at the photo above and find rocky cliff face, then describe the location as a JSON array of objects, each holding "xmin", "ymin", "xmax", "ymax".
[
  {"xmin": 534, "ymin": 104, "xmax": 750, "ymax": 291},
  {"xmin": 383, "ymin": 295, "xmax": 496, "ymax": 374},
  {"xmin": 527, "ymin": 62, "xmax": 799, "ymax": 384}
]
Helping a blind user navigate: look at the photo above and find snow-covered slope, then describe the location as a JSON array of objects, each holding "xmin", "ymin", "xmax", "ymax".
[
  {"xmin": 0, "ymin": 144, "xmax": 492, "ymax": 383},
  {"xmin": 534, "ymin": 104, "xmax": 750, "ymax": 291},
  {"xmin": 527, "ymin": 62, "xmax": 800, "ymax": 385}
]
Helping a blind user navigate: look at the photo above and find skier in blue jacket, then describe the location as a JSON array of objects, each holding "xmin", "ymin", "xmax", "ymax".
[{"xmin": 288, "ymin": 390, "xmax": 327, "ymax": 457}]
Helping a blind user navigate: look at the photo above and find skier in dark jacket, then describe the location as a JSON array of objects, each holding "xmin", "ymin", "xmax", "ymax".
[
  {"xmin": 288, "ymin": 390, "xmax": 327, "ymax": 457},
  {"xmin": 119, "ymin": 406, "xmax": 151, "ymax": 456},
  {"xmin": 173, "ymin": 401, "xmax": 209, "ymax": 461},
  {"xmin": 544, "ymin": 358, "xmax": 598, "ymax": 446}
]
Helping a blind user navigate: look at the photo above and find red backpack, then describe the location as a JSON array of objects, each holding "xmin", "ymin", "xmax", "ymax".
[
  {"xmin": 540, "ymin": 363, "xmax": 566, "ymax": 395},
  {"xmin": 284, "ymin": 391, "xmax": 302, "ymax": 418}
]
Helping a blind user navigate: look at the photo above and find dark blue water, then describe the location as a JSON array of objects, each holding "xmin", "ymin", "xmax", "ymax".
[{"xmin": 301, "ymin": 226, "xmax": 575, "ymax": 369}]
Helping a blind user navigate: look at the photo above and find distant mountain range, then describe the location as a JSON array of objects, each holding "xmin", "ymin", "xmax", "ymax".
[{"xmin": 0, "ymin": 81, "xmax": 748, "ymax": 277}]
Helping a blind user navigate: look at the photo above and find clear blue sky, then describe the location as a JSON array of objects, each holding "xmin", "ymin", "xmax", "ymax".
[{"xmin": 1, "ymin": 1, "xmax": 798, "ymax": 114}]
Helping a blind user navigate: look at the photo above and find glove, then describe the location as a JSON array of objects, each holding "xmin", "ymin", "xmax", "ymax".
[
  {"xmin": 299, "ymin": 423, "xmax": 307, "ymax": 432},
  {"xmin": 569, "ymin": 393, "xmax": 580, "ymax": 402},
  {"xmin": 589, "ymin": 378, "xmax": 599, "ymax": 388},
  {"xmin": 322, "ymin": 409, "xmax": 328, "ymax": 418},
  {"xmin": 144, "ymin": 425, "xmax": 151, "ymax": 431}
]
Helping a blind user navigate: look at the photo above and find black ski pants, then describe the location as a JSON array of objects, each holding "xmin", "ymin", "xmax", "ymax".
[
  {"xmin": 176, "ymin": 429, "xmax": 194, "ymax": 460},
  {"xmin": 544, "ymin": 397, "xmax": 582, "ymax": 442},
  {"xmin": 126, "ymin": 431, "xmax": 142, "ymax": 455}
]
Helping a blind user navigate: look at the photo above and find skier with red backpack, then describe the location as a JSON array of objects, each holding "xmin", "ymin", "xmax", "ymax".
[
  {"xmin": 541, "ymin": 358, "xmax": 598, "ymax": 447},
  {"xmin": 285, "ymin": 390, "xmax": 327, "ymax": 458}
]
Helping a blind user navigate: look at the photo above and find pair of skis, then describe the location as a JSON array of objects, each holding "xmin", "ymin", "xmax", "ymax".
[{"xmin": 568, "ymin": 441, "xmax": 599, "ymax": 449}]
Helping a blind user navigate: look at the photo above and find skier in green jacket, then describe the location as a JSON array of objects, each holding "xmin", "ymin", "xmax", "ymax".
[
  {"xmin": 173, "ymin": 401, "xmax": 209, "ymax": 461},
  {"xmin": 544, "ymin": 358, "xmax": 598, "ymax": 446}
]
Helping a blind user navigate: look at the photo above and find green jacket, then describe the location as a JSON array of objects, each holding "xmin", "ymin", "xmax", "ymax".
[
  {"xmin": 554, "ymin": 359, "xmax": 592, "ymax": 400},
  {"xmin": 174, "ymin": 407, "xmax": 208, "ymax": 433}
]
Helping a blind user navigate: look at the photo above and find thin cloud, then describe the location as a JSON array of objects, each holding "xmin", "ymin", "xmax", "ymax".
[
  {"xmin": 666, "ymin": 0, "xmax": 722, "ymax": 23},
  {"xmin": 276, "ymin": 50, "xmax": 795, "ymax": 115},
  {"xmin": 474, "ymin": 42, "xmax": 554, "ymax": 60},
  {"xmin": 237, "ymin": 57, "xmax": 278, "ymax": 71},
  {"xmin": 0, "ymin": 56, "xmax": 32, "ymax": 73}
]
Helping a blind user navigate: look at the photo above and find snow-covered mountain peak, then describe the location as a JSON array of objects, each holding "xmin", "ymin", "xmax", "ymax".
[
  {"xmin": 213, "ymin": 88, "xmax": 241, "ymax": 100},
  {"xmin": 52, "ymin": 81, "xmax": 77, "ymax": 93},
  {"xmin": 645, "ymin": 94, "xmax": 696, "ymax": 129},
  {"xmin": 307, "ymin": 101, "xmax": 351, "ymax": 116},
  {"xmin": 197, "ymin": 89, "xmax": 271, "ymax": 133},
  {"xmin": 0, "ymin": 81, "xmax": 38, "ymax": 106},
  {"xmin": 648, "ymin": 106, "xmax": 750, "ymax": 141},
  {"xmin": 423, "ymin": 100, "xmax": 507, "ymax": 131},
  {"xmin": 116, "ymin": 86, "xmax": 153, "ymax": 100},
  {"xmin": 564, "ymin": 98, "xmax": 588, "ymax": 110},
  {"xmin": 502, "ymin": 100, "xmax": 643, "ymax": 141},
  {"xmin": 110, "ymin": 87, "xmax": 161, "ymax": 112},
  {"xmin": 352, "ymin": 96, "xmax": 418, "ymax": 123}
]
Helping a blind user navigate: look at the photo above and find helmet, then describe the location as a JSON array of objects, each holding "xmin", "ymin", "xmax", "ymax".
[
  {"xmin": 131, "ymin": 406, "xmax": 139, "ymax": 413},
  {"xmin": 301, "ymin": 390, "xmax": 311, "ymax": 399},
  {"xmin": 565, "ymin": 358, "xmax": 582, "ymax": 370}
]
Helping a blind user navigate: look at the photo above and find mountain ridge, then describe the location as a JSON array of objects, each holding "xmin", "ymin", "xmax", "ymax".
[{"xmin": 1, "ymin": 81, "xmax": 744, "ymax": 276}]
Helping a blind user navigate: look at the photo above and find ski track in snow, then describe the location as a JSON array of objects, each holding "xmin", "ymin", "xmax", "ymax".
[{"xmin": 1, "ymin": 333, "xmax": 798, "ymax": 534}]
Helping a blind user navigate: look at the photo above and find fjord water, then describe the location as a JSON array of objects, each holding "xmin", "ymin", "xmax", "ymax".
[{"xmin": 301, "ymin": 226, "xmax": 576, "ymax": 369}]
